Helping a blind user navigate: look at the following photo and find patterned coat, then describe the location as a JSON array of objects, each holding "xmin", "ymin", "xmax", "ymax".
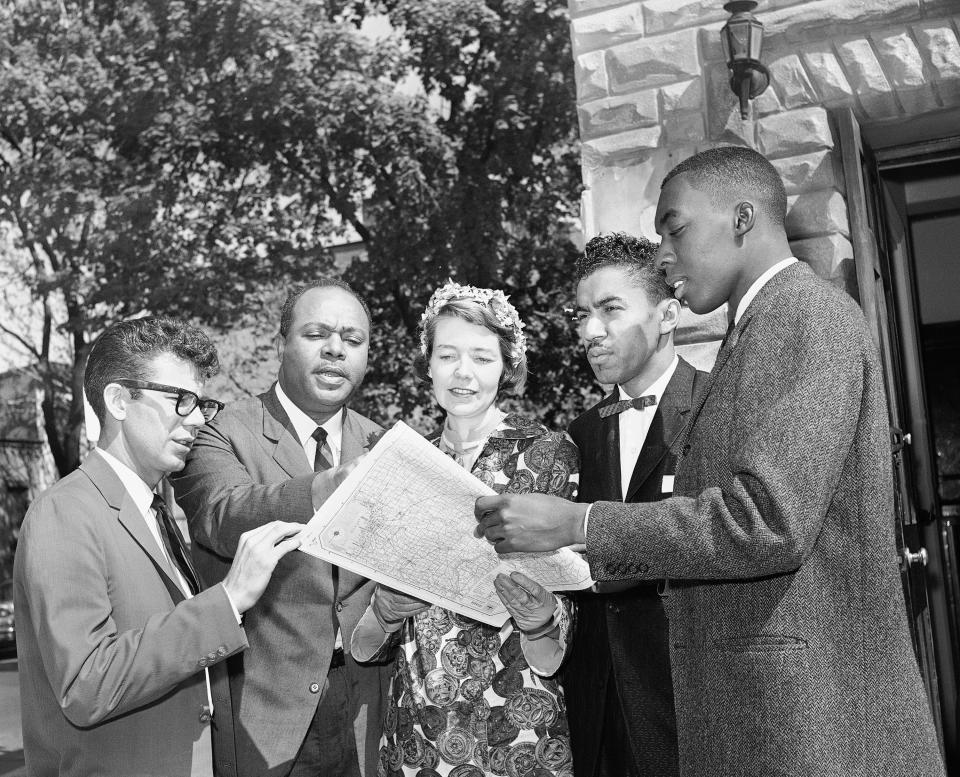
[
  {"xmin": 586, "ymin": 263, "xmax": 944, "ymax": 776},
  {"xmin": 379, "ymin": 413, "xmax": 579, "ymax": 777}
]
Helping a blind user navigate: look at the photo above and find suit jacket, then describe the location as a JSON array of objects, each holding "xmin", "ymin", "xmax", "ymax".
[
  {"xmin": 565, "ymin": 357, "xmax": 707, "ymax": 777},
  {"xmin": 586, "ymin": 262, "xmax": 944, "ymax": 776},
  {"xmin": 171, "ymin": 388, "xmax": 392, "ymax": 777},
  {"xmin": 14, "ymin": 450, "xmax": 247, "ymax": 777}
]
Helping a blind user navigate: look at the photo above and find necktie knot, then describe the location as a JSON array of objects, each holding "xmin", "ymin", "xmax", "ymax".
[{"xmin": 598, "ymin": 394, "xmax": 656, "ymax": 419}]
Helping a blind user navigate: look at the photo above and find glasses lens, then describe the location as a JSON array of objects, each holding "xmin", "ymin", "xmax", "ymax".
[
  {"xmin": 175, "ymin": 392, "xmax": 200, "ymax": 418},
  {"xmin": 198, "ymin": 400, "xmax": 221, "ymax": 422}
]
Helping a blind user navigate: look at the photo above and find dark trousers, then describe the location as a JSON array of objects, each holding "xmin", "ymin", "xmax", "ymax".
[{"xmin": 287, "ymin": 660, "xmax": 361, "ymax": 777}]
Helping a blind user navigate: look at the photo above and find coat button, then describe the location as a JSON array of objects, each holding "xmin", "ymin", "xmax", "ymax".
[
  {"xmin": 198, "ymin": 658, "xmax": 208, "ymax": 668},
  {"xmin": 199, "ymin": 708, "xmax": 212, "ymax": 723},
  {"xmin": 217, "ymin": 645, "xmax": 228, "ymax": 656},
  {"xmin": 335, "ymin": 601, "xmax": 344, "ymax": 613},
  {"xmin": 309, "ymin": 682, "xmax": 321, "ymax": 694},
  {"xmin": 640, "ymin": 564, "xmax": 650, "ymax": 574},
  {"xmin": 608, "ymin": 603, "xmax": 619, "ymax": 613}
]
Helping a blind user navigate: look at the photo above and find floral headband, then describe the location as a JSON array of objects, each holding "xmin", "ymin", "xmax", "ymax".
[{"xmin": 419, "ymin": 280, "xmax": 527, "ymax": 366}]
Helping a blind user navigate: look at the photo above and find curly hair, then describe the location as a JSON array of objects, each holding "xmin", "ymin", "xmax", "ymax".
[{"xmin": 574, "ymin": 232, "xmax": 671, "ymax": 303}]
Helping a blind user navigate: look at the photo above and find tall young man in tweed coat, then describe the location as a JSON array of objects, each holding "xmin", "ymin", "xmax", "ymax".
[{"xmin": 475, "ymin": 146, "xmax": 945, "ymax": 776}]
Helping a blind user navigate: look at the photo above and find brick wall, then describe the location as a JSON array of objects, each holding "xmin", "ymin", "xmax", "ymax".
[{"xmin": 570, "ymin": 0, "xmax": 960, "ymax": 366}]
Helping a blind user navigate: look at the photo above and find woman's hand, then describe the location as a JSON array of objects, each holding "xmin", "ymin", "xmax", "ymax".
[
  {"xmin": 371, "ymin": 585, "xmax": 430, "ymax": 632},
  {"xmin": 494, "ymin": 571, "xmax": 557, "ymax": 636}
]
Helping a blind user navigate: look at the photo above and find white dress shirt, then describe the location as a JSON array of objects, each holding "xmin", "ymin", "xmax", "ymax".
[
  {"xmin": 275, "ymin": 382, "xmax": 343, "ymax": 467},
  {"xmin": 734, "ymin": 257, "xmax": 798, "ymax": 324},
  {"xmin": 617, "ymin": 355, "xmax": 679, "ymax": 499}
]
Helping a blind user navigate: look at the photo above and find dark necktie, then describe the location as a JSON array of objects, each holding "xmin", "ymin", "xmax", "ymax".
[
  {"xmin": 311, "ymin": 426, "xmax": 332, "ymax": 472},
  {"xmin": 151, "ymin": 494, "xmax": 200, "ymax": 596},
  {"xmin": 720, "ymin": 317, "xmax": 736, "ymax": 350},
  {"xmin": 598, "ymin": 394, "xmax": 656, "ymax": 419}
]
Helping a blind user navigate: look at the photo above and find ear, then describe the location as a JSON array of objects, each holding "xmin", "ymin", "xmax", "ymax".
[
  {"xmin": 733, "ymin": 201, "xmax": 757, "ymax": 237},
  {"xmin": 275, "ymin": 333, "xmax": 285, "ymax": 362},
  {"xmin": 103, "ymin": 383, "xmax": 128, "ymax": 421},
  {"xmin": 658, "ymin": 298, "xmax": 682, "ymax": 336}
]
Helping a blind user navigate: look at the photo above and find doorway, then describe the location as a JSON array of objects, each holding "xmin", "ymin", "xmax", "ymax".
[{"xmin": 841, "ymin": 108, "xmax": 960, "ymax": 770}]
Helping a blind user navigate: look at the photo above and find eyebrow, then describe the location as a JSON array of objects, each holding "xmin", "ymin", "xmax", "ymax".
[
  {"xmin": 656, "ymin": 208, "xmax": 679, "ymax": 228},
  {"xmin": 435, "ymin": 343, "xmax": 498, "ymax": 354},
  {"xmin": 300, "ymin": 321, "xmax": 366, "ymax": 336},
  {"xmin": 580, "ymin": 294, "xmax": 624, "ymax": 310}
]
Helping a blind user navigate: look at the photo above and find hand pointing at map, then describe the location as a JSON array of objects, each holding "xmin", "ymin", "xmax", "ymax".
[{"xmin": 474, "ymin": 493, "xmax": 589, "ymax": 553}]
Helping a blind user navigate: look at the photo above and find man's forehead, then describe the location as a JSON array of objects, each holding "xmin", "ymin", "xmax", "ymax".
[
  {"xmin": 576, "ymin": 265, "xmax": 644, "ymax": 303},
  {"xmin": 145, "ymin": 352, "xmax": 203, "ymax": 391},
  {"xmin": 292, "ymin": 286, "xmax": 369, "ymax": 327}
]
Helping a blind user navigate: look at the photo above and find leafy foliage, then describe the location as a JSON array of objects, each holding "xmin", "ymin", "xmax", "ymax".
[{"xmin": 0, "ymin": 0, "xmax": 596, "ymax": 475}]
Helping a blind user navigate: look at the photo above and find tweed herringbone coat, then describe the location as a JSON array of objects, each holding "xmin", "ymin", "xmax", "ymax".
[{"xmin": 586, "ymin": 262, "xmax": 944, "ymax": 776}]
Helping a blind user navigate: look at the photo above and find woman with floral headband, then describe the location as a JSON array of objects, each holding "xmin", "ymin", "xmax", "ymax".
[{"xmin": 351, "ymin": 281, "xmax": 580, "ymax": 777}]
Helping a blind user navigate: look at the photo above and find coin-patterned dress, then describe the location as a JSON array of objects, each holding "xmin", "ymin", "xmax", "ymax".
[{"xmin": 378, "ymin": 413, "xmax": 579, "ymax": 777}]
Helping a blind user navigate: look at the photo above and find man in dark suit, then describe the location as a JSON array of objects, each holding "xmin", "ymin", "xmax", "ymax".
[
  {"xmin": 14, "ymin": 316, "xmax": 302, "ymax": 777},
  {"xmin": 565, "ymin": 233, "xmax": 707, "ymax": 777},
  {"xmin": 476, "ymin": 147, "xmax": 945, "ymax": 776},
  {"xmin": 172, "ymin": 278, "xmax": 390, "ymax": 777}
]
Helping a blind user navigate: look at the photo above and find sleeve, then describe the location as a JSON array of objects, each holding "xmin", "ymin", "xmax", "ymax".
[
  {"xmin": 587, "ymin": 303, "xmax": 869, "ymax": 582},
  {"xmin": 171, "ymin": 413, "xmax": 326, "ymax": 558},
  {"xmin": 18, "ymin": 496, "xmax": 248, "ymax": 727},
  {"xmin": 350, "ymin": 602, "xmax": 402, "ymax": 663},
  {"xmin": 520, "ymin": 595, "xmax": 575, "ymax": 676}
]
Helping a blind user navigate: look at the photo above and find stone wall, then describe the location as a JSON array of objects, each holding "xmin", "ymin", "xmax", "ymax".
[{"xmin": 569, "ymin": 0, "xmax": 960, "ymax": 367}]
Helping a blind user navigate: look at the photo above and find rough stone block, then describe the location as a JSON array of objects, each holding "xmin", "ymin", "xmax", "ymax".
[
  {"xmin": 872, "ymin": 29, "xmax": 941, "ymax": 112},
  {"xmin": 663, "ymin": 112, "xmax": 706, "ymax": 145},
  {"xmin": 572, "ymin": 3, "xmax": 644, "ymax": 56},
  {"xmin": 789, "ymin": 234, "xmax": 855, "ymax": 286},
  {"xmin": 767, "ymin": 53, "xmax": 818, "ymax": 109},
  {"xmin": 576, "ymin": 50, "xmax": 610, "ymax": 102},
  {"xmin": 582, "ymin": 125, "xmax": 663, "ymax": 164},
  {"xmin": 706, "ymin": 62, "xmax": 758, "ymax": 146},
  {"xmin": 786, "ymin": 189, "xmax": 849, "ymax": 239},
  {"xmin": 675, "ymin": 305, "xmax": 728, "ymax": 345},
  {"xmin": 773, "ymin": 150, "xmax": 843, "ymax": 196},
  {"xmin": 914, "ymin": 21, "xmax": 960, "ymax": 81},
  {"xmin": 800, "ymin": 45, "xmax": 856, "ymax": 104},
  {"xmin": 835, "ymin": 38, "xmax": 900, "ymax": 119},
  {"xmin": 569, "ymin": 0, "xmax": 635, "ymax": 16},
  {"xmin": 763, "ymin": 0, "xmax": 921, "ymax": 50},
  {"xmin": 757, "ymin": 106, "xmax": 833, "ymax": 158},
  {"xmin": 676, "ymin": 340, "xmax": 721, "ymax": 371},
  {"xmin": 641, "ymin": 0, "xmax": 725, "ymax": 36},
  {"xmin": 578, "ymin": 92, "xmax": 660, "ymax": 139},
  {"xmin": 607, "ymin": 28, "xmax": 701, "ymax": 94},
  {"xmin": 660, "ymin": 78, "xmax": 703, "ymax": 113},
  {"xmin": 754, "ymin": 82, "xmax": 785, "ymax": 117}
]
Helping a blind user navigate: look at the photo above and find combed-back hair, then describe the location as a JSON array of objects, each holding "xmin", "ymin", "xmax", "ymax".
[
  {"xmin": 415, "ymin": 298, "xmax": 528, "ymax": 396},
  {"xmin": 278, "ymin": 277, "xmax": 371, "ymax": 338},
  {"xmin": 574, "ymin": 232, "xmax": 672, "ymax": 303},
  {"xmin": 84, "ymin": 316, "xmax": 220, "ymax": 423},
  {"xmin": 661, "ymin": 145, "xmax": 787, "ymax": 227}
]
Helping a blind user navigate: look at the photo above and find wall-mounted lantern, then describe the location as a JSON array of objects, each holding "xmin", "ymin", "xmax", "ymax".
[{"xmin": 720, "ymin": 0, "xmax": 770, "ymax": 119}]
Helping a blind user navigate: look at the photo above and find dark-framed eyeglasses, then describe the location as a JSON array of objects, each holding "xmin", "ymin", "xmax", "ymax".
[{"xmin": 114, "ymin": 379, "xmax": 224, "ymax": 423}]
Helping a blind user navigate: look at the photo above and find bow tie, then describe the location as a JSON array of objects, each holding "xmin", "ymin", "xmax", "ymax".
[{"xmin": 598, "ymin": 394, "xmax": 656, "ymax": 418}]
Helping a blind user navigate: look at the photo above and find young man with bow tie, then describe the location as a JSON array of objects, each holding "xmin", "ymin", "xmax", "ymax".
[{"xmin": 564, "ymin": 232, "xmax": 709, "ymax": 777}]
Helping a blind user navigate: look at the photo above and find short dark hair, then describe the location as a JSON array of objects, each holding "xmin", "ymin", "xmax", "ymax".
[
  {"xmin": 415, "ymin": 299, "xmax": 528, "ymax": 396},
  {"xmin": 575, "ymin": 232, "xmax": 671, "ymax": 303},
  {"xmin": 279, "ymin": 277, "xmax": 371, "ymax": 338},
  {"xmin": 661, "ymin": 145, "xmax": 787, "ymax": 227},
  {"xmin": 84, "ymin": 317, "xmax": 220, "ymax": 423}
]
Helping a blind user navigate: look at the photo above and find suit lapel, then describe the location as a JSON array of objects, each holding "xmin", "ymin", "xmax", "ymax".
[
  {"xmin": 81, "ymin": 451, "xmax": 186, "ymax": 603},
  {"xmin": 624, "ymin": 359, "xmax": 695, "ymax": 501},
  {"xmin": 261, "ymin": 386, "xmax": 313, "ymax": 478}
]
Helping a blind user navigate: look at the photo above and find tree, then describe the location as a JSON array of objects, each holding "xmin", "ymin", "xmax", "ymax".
[{"xmin": 0, "ymin": 0, "xmax": 593, "ymax": 476}]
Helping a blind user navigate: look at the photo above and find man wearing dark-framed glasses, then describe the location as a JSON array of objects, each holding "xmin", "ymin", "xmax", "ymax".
[{"xmin": 14, "ymin": 315, "xmax": 303, "ymax": 777}]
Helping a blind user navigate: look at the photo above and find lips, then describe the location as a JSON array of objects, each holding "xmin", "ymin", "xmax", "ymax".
[
  {"xmin": 449, "ymin": 387, "xmax": 477, "ymax": 396},
  {"xmin": 668, "ymin": 277, "xmax": 687, "ymax": 301}
]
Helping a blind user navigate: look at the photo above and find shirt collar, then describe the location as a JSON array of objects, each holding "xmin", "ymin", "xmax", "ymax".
[
  {"xmin": 734, "ymin": 257, "xmax": 798, "ymax": 324},
  {"xmin": 96, "ymin": 447, "xmax": 156, "ymax": 517},
  {"xmin": 616, "ymin": 354, "xmax": 679, "ymax": 405},
  {"xmin": 274, "ymin": 381, "xmax": 344, "ymax": 454}
]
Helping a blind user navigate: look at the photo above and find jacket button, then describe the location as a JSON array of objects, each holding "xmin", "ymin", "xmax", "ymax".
[
  {"xmin": 198, "ymin": 658, "xmax": 208, "ymax": 668},
  {"xmin": 309, "ymin": 682, "xmax": 321, "ymax": 694},
  {"xmin": 217, "ymin": 645, "xmax": 228, "ymax": 656},
  {"xmin": 608, "ymin": 603, "xmax": 619, "ymax": 613},
  {"xmin": 640, "ymin": 564, "xmax": 650, "ymax": 574},
  {"xmin": 199, "ymin": 707, "xmax": 212, "ymax": 723},
  {"xmin": 335, "ymin": 601, "xmax": 344, "ymax": 613}
]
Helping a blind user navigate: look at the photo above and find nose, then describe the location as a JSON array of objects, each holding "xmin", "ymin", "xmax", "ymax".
[
  {"xmin": 580, "ymin": 315, "xmax": 605, "ymax": 344},
  {"xmin": 453, "ymin": 358, "xmax": 471, "ymax": 378},
  {"xmin": 183, "ymin": 402, "xmax": 206, "ymax": 430},
  {"xmin": 322, "ymin": 333, "xmax": 344, "ymax": 358},
  {"xmin": 656, "ymin": 241, "xmax": 674, "ymax": 271}
]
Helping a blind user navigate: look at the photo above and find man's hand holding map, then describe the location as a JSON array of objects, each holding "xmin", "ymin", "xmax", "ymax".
[{"xmin": 299, "ymin": 421, "xmax": 592, "ymax": 626}]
